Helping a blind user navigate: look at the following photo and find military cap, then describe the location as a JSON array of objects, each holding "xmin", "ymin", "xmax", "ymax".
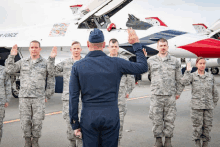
[{"xmin": 89, "ymin": 28, "xmax": 104, "ymax": 43}]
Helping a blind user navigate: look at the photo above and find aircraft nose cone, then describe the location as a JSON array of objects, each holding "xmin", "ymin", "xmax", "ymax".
[{"xmin": 178, "ymin": 38, "xmax": 220, "ymax": 58}]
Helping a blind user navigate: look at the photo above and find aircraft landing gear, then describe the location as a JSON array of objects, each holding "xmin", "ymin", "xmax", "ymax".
[
  {"xmin": 11, "ymin": 75, "xmax": 20, "ymax": 98},
  {"xmin": 211, "ymin": 67, "xmax": 219, "ymax": 75},
  {"xmin": 148, "ymin": 74, "xmax": 151, "ymax": 81},
  {"xmin": 12, "ymin": 81, "xmax": 20, "ymax": 98}
]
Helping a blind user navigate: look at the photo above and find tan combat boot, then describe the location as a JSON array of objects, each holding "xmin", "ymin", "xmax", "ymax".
[
  {"xmin": 32, "ymin": 137, "xmax": 40, "ymax": 147},
  {"xmin": 164, "ymin": 137, "xmax": 172, "ymax": 147},
  {"xmin": 68, "ymin": 139, "xmax": 76, "ymax": 147},
  {"xmin": 24, "ymin": 137, "xmax": 31, "ymax": 147},
  {"xmin": 195, "ymin": 139, "xmax": 201, "ymax": 147},
  {"xmin": 154, "ymin": 137, "xmax": 163, "ymax": 147},
  {"xmin": 202, "ymin": 141, "xmax": 209, "ymax": 147}
]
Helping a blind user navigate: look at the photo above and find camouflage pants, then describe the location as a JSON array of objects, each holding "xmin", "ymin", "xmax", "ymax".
[
  {"xmin": 19, "ymin": 98, "xmax": 45, "ymax": 138},
  {"xmin": 191, "ymin": 109, "xmax": 213, "ymax": 142},
  {"xmin": 118, "ymin": 97, "xmax": 127, "ymax": 145},
  {"xmin": 0, "ymin": 105, "xmax": 5, "ymax": 139},
  {"xmin": 149, "ymin": 95, "xmax": 176, "ymax": 138},
  {"xmin": 62, "ymin": 100, "xmax": 82, "ymax": 147}
]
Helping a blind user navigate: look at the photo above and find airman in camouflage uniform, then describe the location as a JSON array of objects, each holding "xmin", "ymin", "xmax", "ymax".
[
  {"xmin": 5, "ymin": 42, "xmax": 56, "ymax": 147},
  {"xmin": 181, "ymin": 58, "xmax": 219, "ymax": 147},
  {"xmin": 0, "ymin": 65, "xmax": 12, "ymax": 144},
  {"xmin": 55, "ymin": 41, "xmax": 83, "ymax": 147},
  {"xmin": 147, "ymin": 38, "xmax": 184, "ymax": 147},
  {"xmin": 108, "ymin": 39, "xmax": 136, "ymax": 147}
]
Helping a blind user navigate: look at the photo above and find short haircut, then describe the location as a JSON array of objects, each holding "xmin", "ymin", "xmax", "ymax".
[
  {"xmin": 71, "ymin": 41, "xmax": 81, "ymax": 47},
  {"xmin": 157, "ymin": 38, "xmax": 168, "ymax": 45},
  {"xmin": 90, "ymin": 42, "xmax": 104, "ymax": 48},
  {"xmin": 196, "ymin": 57, "xmax": 205, "ymax": 64},
  {"xmin": 109, "ymin": 38, "xmax": 119, "ymax": 45},
  {"xmin": 30, "ymin": 40, "xmax": 41, "ymax": 48}
]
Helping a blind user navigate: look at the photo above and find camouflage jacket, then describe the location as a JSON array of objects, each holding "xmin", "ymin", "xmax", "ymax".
[
  {"xmin": 5, "ymin": 55, "xmax": 55, "ymax": 99},
  {"xmin": 148, "ymin": 53, "xmax": 184, "ymax": 96},
  {"xmin": 0, "ymin": 65, "xmax": 12, "ymax": 105},
  {"xmin": 181, "ymin": 70, "xmax": 219, "ymax": 109},
  {"xmin": 55, "ymin": 57, "xmax": 82, "ymax": 100},
  {"xmin": 108, "ymin": 54, "xmax": 135, "ymax": 105}
]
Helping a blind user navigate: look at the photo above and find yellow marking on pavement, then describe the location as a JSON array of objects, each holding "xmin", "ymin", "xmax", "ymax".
[
  {"xmin": 3, "ymin": 111, "xmax": 62, "ymax": 124},
  {"xmin": 3, "ymin": 89, "xmax": 192, "ymax": 124},
  {"xmin": 45, "ymin": 111, "xmax": 62, "ymax": 116},
  {"xmin": 127, "ymin": 95, "xmax": 150, "ymax": 101},
  {"xmin": 3, "ymin": 119, "xmax": 20, "ymax": 124}
]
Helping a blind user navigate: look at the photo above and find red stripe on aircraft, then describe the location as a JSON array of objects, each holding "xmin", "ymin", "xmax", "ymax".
[
  {"xmin": 70, "ymin": 5, "xmax": 83, "ymax": 7},
  {"xmin": 192, "ymin": 23, "xmax": 208, "ymax": 29},
  {"xmin": 178, "ymin": 38, "xmax": 220, "ymax": 58},
  {"xmin": 145, "ymin": 17, "xmax": 167, "ymax": 27}
]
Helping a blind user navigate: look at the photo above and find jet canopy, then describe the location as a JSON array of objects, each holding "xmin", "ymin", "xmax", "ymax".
[{"xmin": 77, "ymin": 0, "xmax": 133, "ymax": 29}]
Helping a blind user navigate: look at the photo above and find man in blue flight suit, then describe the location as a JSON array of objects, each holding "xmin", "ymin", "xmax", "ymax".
[{"xmin": 69, "ymin": 28, "xmax": 148, "ymax": 147}]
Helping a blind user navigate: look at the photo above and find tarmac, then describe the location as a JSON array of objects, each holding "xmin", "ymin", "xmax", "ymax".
[{"xmin": 1, "ymin": 73, "xmax": 220, "ymax": 147}]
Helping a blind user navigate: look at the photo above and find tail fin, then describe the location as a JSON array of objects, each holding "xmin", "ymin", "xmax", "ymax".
[
  {"xmin": 209, "ymin": 19, "xmax": 220, "ymax": 32},
  {"xmin": 145, "ymin": 17, "xmax": 167, "ymax": 27},
  {"xmin": 192, "ymin": 23, "xmax": 208, "ymax": 34},
  {"xmin": 70, "ymin": 5, "xmax": 83, "ymax": 15}
]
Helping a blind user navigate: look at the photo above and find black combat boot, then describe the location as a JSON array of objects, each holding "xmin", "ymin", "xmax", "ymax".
[
  {"xmin": 195, "ymin": 139, "xmax": 201, "ymax": 147},
  {"xmin": 32, "ymin": 137, "xmax": 39, "ymax": 147},
  {"xmin": 24, "ymin": 137, "xmax": 31, "ymax": 147},
  {"xmin": 164, "ymin": 137, "xmax": 172, "ymax": 147},
  {"xmin": 154, "ymin": 137, "xmax": 163, "ymax": 147},
  {"xmin": 202, "ymin": 141, "xmax": 208, "ymax": 147}
]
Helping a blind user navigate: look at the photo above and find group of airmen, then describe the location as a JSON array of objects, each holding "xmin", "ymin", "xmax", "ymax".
[{"xmin": 0, "ymin": 28, "xmax": 219, "ymax": 147}]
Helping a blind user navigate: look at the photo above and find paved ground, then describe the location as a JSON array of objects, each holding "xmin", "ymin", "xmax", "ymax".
[{"xmin": 1, "ymin": 73, "xmax": 220, "ymax": 147}]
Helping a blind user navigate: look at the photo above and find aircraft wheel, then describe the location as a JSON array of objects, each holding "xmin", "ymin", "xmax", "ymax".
[
  {"xmin": 12, "ymin": 81, "xmax": 20, "ymax": 98},
  {"xmin": 148, "ymin": 74, "xmax": 151, "ymax": 81},
  {"xmin": 211, "ymin": 67, "xmax": 219, "ymax": 75}
]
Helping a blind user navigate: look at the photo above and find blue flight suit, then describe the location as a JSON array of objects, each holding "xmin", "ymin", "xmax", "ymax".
[{"xmin": 69, "ymin": 43, "xmax": 148, "ymax": 147}]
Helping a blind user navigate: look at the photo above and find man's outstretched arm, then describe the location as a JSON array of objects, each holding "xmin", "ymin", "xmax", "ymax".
[{"xmin": 118, "ymin": 28, "xmax": 148, "ymax": 75}]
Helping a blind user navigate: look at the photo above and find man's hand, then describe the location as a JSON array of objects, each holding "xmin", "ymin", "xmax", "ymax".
[
  {"xmin": 126, "ymin": 94, "xmax": 129, "ymax": 98},
  {"xmin": 45, "ymin": 98, "xmax": 48, "ymax": 103},
  {"xmin": 175, "ymin": 95, "xmax": 180, "ymax": 100},
  {"xmin": 127, "ymin": 28, "xmax": 140, "ymax": 44},
  {"xmin": 50, "ymin": 46, "xmax": 57, "ymax": 58},
  {"xmin": 4, "ymin": 102, "xmax": 9, "ymax": 108},
  {"xmin": 11, "ymin": 44, "xmax": 18, "ymax": 56},
  {"xmin": 142, "ymin": 48, "xmax": 147, "ymax": 56},
  {"xmin": 186, "ymin": 62, "xmax": 192, "ymax": 71},
  {"xmin": 74, "ymin": 129, "xmax": 82, "ymax": 139}
]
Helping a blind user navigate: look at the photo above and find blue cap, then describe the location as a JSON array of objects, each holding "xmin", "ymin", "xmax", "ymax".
[{"xmin": 89, "ymin": 28, "xmax": 104, "ymax": 43}]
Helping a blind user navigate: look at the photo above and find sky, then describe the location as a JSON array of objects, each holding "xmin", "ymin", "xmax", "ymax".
[{"xmin": 0, "ymin": 0, "xmax": 220, "ymax": 33}]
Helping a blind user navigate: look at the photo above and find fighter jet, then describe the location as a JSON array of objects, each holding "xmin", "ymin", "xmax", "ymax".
[
  {"xmin": 1, "ymin": 0, "xmax": 220, "ymax": 97},
  {"xmin": 189, "ymin": 21, "xmax": 220, "ymax": 74}
]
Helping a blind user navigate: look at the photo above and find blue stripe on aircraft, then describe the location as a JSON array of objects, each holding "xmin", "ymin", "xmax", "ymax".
[
  {"xmin": 119, "ymin": 30, "xmax": 187, "ymax": 55},
  {"xmin": 139, "ymin": 30, "xmax": 187, "ymax": 45}
]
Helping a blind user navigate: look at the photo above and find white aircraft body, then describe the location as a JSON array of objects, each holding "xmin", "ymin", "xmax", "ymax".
[{"xmin": 1, "ymin": 0, "xmax": 220, "ymax": 96}]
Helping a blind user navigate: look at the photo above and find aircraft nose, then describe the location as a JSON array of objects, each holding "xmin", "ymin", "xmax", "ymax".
[{"xmin": 178, "ymin": 38, "xmax": 220, "ymax": 58}]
